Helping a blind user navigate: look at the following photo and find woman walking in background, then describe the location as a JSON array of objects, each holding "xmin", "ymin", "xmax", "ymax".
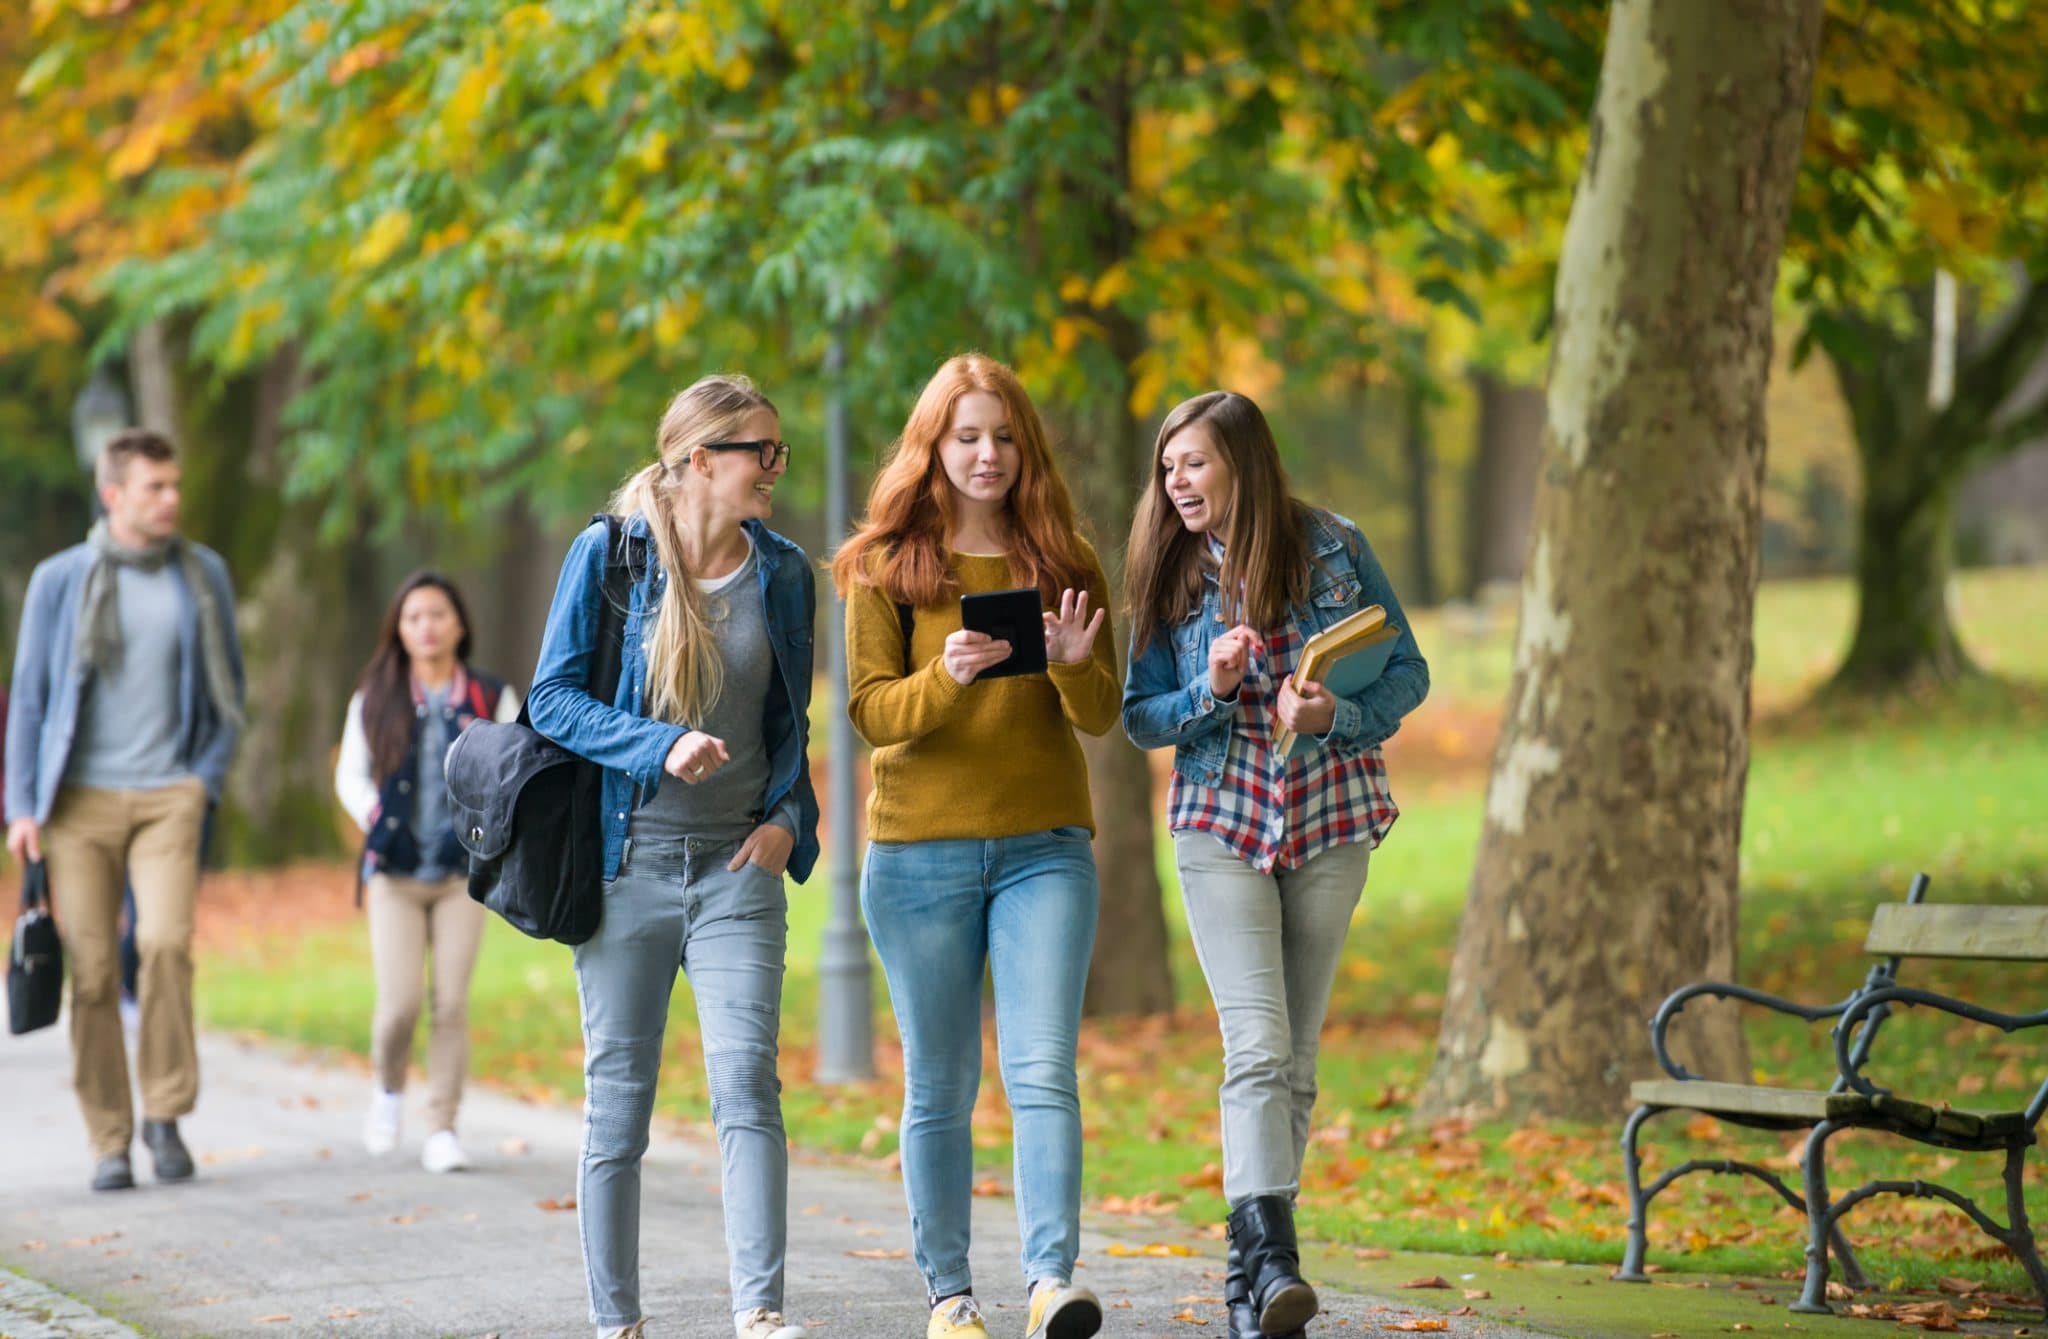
[
  {"xmin": 1121, "ymin": 391, "xmax": 1429, "ymax": 1339},
  {"xmin": 527, "ymin": 375, "xmax": 819, "ymax": 1339},
  {"xmin": 832, "ymin": 353, "xmax": 1116, "ymax": 1339},
  {"xmin": 336, "ymin": 572, "xmax": 517, "ymax": 1174}
]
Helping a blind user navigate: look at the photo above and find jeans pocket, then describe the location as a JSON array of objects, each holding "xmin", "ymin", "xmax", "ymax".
[{"xmin": 1048, "ymin": 825, "xmax": 1092, "ymax": 842}]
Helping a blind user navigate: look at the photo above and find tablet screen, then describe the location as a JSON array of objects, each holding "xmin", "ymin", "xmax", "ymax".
[{"xmin": 959, "ymin": 587, "xmax": 1048, "ymax": 680}]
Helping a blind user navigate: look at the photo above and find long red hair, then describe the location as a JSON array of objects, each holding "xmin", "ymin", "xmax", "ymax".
[{"xmin": 831, "ymin": 353, "xmax": 1093, "ymax": 606}]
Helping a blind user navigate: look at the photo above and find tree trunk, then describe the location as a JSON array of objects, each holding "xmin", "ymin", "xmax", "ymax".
[
  {"xmin": 1059, "ymin": 62, "xmax": 1173, "ymax": 1018},
  {"xmin": 1402, "ymin": 372, "xmax": 1439, "ymax": 607},
  {"xmin": 1464, "ymin": 371, "xmax": 1546, "ymax": 596},
  {"xmin": 1833, "ymin": 430, "xmax": 1970, "ymax": 691},
  {"xmin": 129, "ymin": 318, "xmax": 180, "ymax": 437},
  {"xmin": 1419, "ymin": 0, "xmax": 1822, "ymax": 1123}
]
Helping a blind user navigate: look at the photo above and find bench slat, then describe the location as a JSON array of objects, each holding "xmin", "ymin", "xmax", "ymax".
[
  {"xmin": 1630, "ymin": 1080, "xmax": 1830, "ymax": 1119},
  {"xmin": 1865, "ymin": 904, "xmax": 2048, "ymax": 961}
]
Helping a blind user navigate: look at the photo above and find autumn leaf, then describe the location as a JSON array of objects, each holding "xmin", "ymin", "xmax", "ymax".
[
  {"xmin": 1382, "ymin": 1320, "xmax": 1448, "ymax": 1332},
  {"xmin": 1170, "ymin": 1310, "xmax": 1210, "ymax": 1326},
  {"xmin": 255, "ymin": 1316, "xmax": 291, "ymax": 1324},
  {"xmin": 846, "ymin": 1248, "xmax": 909, "ymax": 1260},
  {"xmin": 1399, "ymin": 1276, "xmax": 1453, "ymax": 1290},
  {"xmin": 1105, "ymin": 1242, "xmax": 1196, "ymax": 1258},
  {"xmin": 536, "ymin": 1196, "xmax": 576, "ymax": 1212}
]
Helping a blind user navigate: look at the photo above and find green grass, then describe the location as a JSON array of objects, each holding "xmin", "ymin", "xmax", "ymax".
[{"xmin": 201, "ymin": 565, "xmax": 2048, "ymax": 1300}]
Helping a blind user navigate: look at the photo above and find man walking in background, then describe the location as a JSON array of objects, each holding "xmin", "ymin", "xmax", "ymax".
[{"xmin": 5, "ymin": 428, "xmax": 245, "ymax": 1192}]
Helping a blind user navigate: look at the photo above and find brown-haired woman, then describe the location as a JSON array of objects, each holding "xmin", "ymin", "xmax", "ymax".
[
  {"xmin": 1121, "ymin": 391, "xmax": 1429, "ymax": 1339},
  {"xmin": 831, "ymin": 353, "xmax": 1116, "ymax": 1339},
  {"xmin": 335, "ymin": 572, "xmax": 519, "ymax": 1174}
]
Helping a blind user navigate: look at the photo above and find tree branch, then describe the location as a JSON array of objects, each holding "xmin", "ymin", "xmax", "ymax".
[{"xmin": 1929, "ymin": 277, "xmax": 2048, "ymax": 461}]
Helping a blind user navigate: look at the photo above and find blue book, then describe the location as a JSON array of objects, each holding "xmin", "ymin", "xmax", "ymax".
[{"xmin": 1274, "ymin": 604, "xmax": 1401, "ymax": 758}]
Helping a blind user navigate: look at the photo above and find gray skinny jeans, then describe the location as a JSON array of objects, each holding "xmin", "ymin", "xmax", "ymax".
[
  {"xmin": 572, "ymin": 835, "xmax": 791, "ymax": 1329},
  {"xmin": 1172, "ymin": 830, "xmax": 1370, "ymax": 1205}
]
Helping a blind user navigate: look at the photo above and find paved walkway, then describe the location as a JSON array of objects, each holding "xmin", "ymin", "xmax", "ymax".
[{"xmin": 0, "ymin": 1026, "xmax": 1546, "ymax": 1338}]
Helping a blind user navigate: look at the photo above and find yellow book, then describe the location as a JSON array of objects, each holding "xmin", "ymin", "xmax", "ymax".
[{"xmin": 1271, "ymin": 604, "xmax": 1400, "ymax": 758}]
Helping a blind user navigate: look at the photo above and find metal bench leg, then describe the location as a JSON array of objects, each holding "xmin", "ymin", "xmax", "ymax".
[
  {"xmin": 1616, "ymin": 1105, "xmax": 1657, "ymax": 1282},
  {"xmin": 1791, "ymin": 1120, "xmax": 1844, "ymax": 1314},
  {"xmin": 2000, "ymin": 1140, "xmax": 2048, "ymax": 1319}
]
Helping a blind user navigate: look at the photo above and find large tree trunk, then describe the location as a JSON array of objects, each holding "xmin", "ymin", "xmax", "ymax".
[
  {"xmin": 1060, "ymin": 63, "xmax": 1173, "ymax": 1018},
  {"xmin": 1835, "ymin": 439, "xmax": 1970, "ymax": 690},
  {"xmin": 1402, "ymin": 370, "xmax": 1439, "ymax": 607},
  {"xmin": 1464, "ymin": 371, "xmax": 1546, "ymax": 595},
  {"xmin": 1419, "ymin": 0, "xmax": 1821, "ymax": 1123}
]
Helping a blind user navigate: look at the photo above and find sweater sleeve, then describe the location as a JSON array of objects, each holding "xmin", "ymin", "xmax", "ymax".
[
  {"xmin": 844, "ymin": 575, "xmax": 970, "ymax": 749},
  {"xmin": 334, "ymin": 692, "xmax": 378, "ymax": 835},
  {"xmin": 1045, "ymin": 542, "xmax": 1120, "ymax": 738}
]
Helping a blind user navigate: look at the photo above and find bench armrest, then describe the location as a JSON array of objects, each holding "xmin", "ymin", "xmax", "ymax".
[
  {"xmin": 1651, "ymin": 980, "xmax": 1859, "ymax": 1081},
  {"xmin": 1833, "ymin": 985, "xmax": 2048, "ymax": 1124}
]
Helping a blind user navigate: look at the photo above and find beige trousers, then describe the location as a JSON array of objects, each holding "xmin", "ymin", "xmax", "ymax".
[
  {"xmin": 365, "ymin": 871, "xmax": 484, "ymax": 1134},
  {"xmin": 41, "ymin": 779, "xmax": 209, "ymax": 1158}
]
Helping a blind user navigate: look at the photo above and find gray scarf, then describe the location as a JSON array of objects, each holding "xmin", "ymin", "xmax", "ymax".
[{"xmin": 76, "ymin": 518, "xmax": 246, "ymax": 733}]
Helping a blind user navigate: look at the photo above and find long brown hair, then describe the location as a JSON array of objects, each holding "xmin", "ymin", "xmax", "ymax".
[
  {"xmin": 610, "ymin": 374, "xmax": 779, "ymax": 725},
  {"xmin": 830, "ymin": 353, "xmax": 1093, "ymax": 606},
  {"xmin": 357, "ymin": 572, "xmax": 475, "ymax": 783},
  {"xmin": 1123, "ymin": 390, "xmax": 1312, "ymax": 655}
]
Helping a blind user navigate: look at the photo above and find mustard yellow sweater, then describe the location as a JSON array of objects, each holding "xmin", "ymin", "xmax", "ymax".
[{"xmin": 846, "ymin": 542, "xmax": 1120, "ymax": 843}]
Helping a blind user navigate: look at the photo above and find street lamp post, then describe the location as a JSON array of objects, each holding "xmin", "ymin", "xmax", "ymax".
[
  {"xmin": 71, "ymin": 366, "xmax": 133, "ymax": 481},
  {"xmin": 815, "ymin": 331, "xmax": 875, "ymax": 1083}
]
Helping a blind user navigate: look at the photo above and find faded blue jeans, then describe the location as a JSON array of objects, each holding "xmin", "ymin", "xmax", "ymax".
[
  {"xmin": 573, "ymin": 835, "xmax": 791, "ymax": 1329},
  {"xmin": 862, "ymin": 827, "xmax": 1098, "ymax": 1300}
]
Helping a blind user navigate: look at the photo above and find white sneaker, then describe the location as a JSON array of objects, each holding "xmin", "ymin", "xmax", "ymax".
[
  {"xmin": 362, "ymin": 1089, "xmax": 402, "ymax": 1156},
  {"xmin": 420, "ymin": 1129, "xmax": 470, "ymax": 1173},
  {"xmin": 598, "ymin": 1323, "xmax": 646, "ymax": 1339},
  {"xmin": 735, "ymin": 1307, "xmax": 808, "ymax": 1339}
]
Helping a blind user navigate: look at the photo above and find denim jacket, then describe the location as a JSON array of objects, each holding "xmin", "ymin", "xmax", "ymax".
[
  {"xmin": 526, "ymin": 513, "xmax": 820, "ymax": 883},
  {"xmin": 1120, "ymin": 507, "xmax": 1429, "ymax": 787},
  {"xmin": 4, "ymin": 539, "xmax": 243, "ymax": 824}
]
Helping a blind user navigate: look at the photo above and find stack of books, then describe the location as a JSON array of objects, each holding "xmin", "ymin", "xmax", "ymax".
[{"xmin": 1271, "ymin": 604, "xmax": 1401, "ymax": 758}]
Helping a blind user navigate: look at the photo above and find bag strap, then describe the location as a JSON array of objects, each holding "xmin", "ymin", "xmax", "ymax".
[
  {"xmin": 20, "ymin": 859, "xmax": 48, "ymax": 914},
  {"xmin": 591, "ymin": 514, "xmax": 642, "ymax": 704}
]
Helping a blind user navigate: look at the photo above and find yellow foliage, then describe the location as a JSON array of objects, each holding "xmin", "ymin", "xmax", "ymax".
[
  {"xmin": 1088, "ymin": 263, "xmax": 1133, "ymax": 310},
  {"xmin": 352, "ymin": 209, "xmax": 412, "ymax": 269}
]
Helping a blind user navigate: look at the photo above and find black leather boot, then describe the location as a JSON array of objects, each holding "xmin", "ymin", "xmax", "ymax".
[
  {"xmin": 91, "ymin": 1151, "xmax": 135, "ymax": 1192},
  {"xmin": 142, "ymin": 1119, "xmax": 194, "ymax": 1182},
  {"xmin": 1226, "ymin": 1196, "xmax": 1317, "ymax": 1336}
]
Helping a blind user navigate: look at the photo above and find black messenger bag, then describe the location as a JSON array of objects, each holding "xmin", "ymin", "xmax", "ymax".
[{"xmin": 447, "ymin": 515, "xmax": 641, "ymax": 946}]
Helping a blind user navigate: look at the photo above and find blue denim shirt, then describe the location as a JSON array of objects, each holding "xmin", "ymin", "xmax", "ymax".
[
  {"xmin": 526, "ymin": 513, "xmax": 820, "ymax": 883},
  {"xmin": 1120, "ymin": 507, "xmax": 1429, "ymax": 786},
  {"xmin": 4, "ymin": 539, "xmax": 243, "ymax": 824}
]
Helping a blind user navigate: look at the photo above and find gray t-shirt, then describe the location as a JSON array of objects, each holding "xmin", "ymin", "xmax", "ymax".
[
  {"xmin": 66, "ymin": 564, "xmax": 188, "ymax": 791},
  {"xmin": 629, "ymin": 543, "xmax": 774, "ymax": 847},
  {"xmin": 411, "ymin": 683, "xmax": 454, "ymax": 880}
]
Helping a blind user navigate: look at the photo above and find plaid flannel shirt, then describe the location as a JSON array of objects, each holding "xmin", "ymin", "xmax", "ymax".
[{"xmin": 1166, "ymin": 601, "xmax": 1399, "ymax": 874}]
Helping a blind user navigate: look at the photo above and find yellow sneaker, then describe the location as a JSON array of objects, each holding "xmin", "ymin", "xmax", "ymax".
[
  {"xmin": 928, "ymin": 1295, "xmax": 990, "ymax": 1339},
  {"xmin": 1026, "ymin": 1281, "xmax": 1103, "ymax": 1339}
]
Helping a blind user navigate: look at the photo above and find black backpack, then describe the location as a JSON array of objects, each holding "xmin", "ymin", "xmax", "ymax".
[{"xmin": 446, "ymin": 515, "xmax": 643, "ymax": 945}]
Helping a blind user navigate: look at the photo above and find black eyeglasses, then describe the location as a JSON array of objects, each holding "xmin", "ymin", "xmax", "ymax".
[{"xmin": 702, "ymin": 439, "xmax": 792, "ymax": 470}]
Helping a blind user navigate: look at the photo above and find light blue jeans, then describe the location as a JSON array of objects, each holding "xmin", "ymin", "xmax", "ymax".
[
  {"xmin": 862, "ymin": 827, "xmax": 1099, "ymax": 1300},
  {"xmin": 573, "ymin": 836, "xmax": 791, "ymax": 1329}
]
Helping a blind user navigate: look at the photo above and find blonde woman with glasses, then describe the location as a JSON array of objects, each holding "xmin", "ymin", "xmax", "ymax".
[{"xmin": 528, "ymin": 376, "xmax": 819, "ymax": 1339}]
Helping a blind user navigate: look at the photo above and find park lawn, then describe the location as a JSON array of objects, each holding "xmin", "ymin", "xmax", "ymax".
[{"xmin": 201, "ymin": 568, "xmax": 2048, "ymax": 1297}]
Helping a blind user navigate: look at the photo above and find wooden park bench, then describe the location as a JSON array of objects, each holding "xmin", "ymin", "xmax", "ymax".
[{"xmin": 1612, "ymin": 873, "xmax": 2048, "ymax": 1315}]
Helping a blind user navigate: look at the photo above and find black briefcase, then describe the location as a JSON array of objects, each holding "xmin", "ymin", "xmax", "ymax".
[{"xmin": 9, "ymin": 860, "xmax": 63, "ymax": 1035}]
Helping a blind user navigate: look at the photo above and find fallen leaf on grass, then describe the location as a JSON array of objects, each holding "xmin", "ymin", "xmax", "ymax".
[
  {"xmin": 1728, "ymin": 1326, "xmax": 1752, "ymax": 1333},
  {"xmin": 1462, "ymin": 1290, "xmax": 1489, "ymax": 1301},
  {"xmin": 1650, "ymin": 1332, "xmax": 1679, "ymax": 1337},
  {"xmin": 1356, "ymin": 1248, "xmax": 1393, "ymax": 1261},
  {"xmin": 1382, "ymin": 1320, "xmax": 1448, "ymax": 1332},
  {"xmin": 971, "ymin": 1177, "xmax": 1010, "ymax": 1198},
  {"xmin": 536, "ymin": 1196, "xmax": 577, "ymax": 1212},
  {"xmin": 1399, "ymin": 1276, "xmax": 1452, "ymax": 1290},
  {"xmin": 1826, "ymin": 1281, "xmax": 1854, "ymax": 1301},
  {"xmin": 1106, "ymin": 1242, "xmax": 1196, "ymax": 1258},
  {"xmin": 846, "ymin": 1248, "xmax": 909, "ymax": 1259},
  {"xmin": 1170, "ymin": 1309, "xmax": 1210, "ymax": 1325},
  {"xmin": 1937, "ymin": 1278, "xmax": 1984, "ymax": 1297},
  {"xmin": 1448, "ymin": 1306, "xmax": 1478, "ymax": 1316}
]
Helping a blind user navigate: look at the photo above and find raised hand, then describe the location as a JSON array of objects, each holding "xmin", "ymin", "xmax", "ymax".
[
  {"xmin": 665, "ymin": 730, "xmax": 731, "ymax": 784},
  {"xmin": 1042, "ymin": 587, "xmax": 1107, "ymax": 665},
  {"xmin": 1208, "ymin": 624, "xmax": 1262, "ymax": 698}
]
